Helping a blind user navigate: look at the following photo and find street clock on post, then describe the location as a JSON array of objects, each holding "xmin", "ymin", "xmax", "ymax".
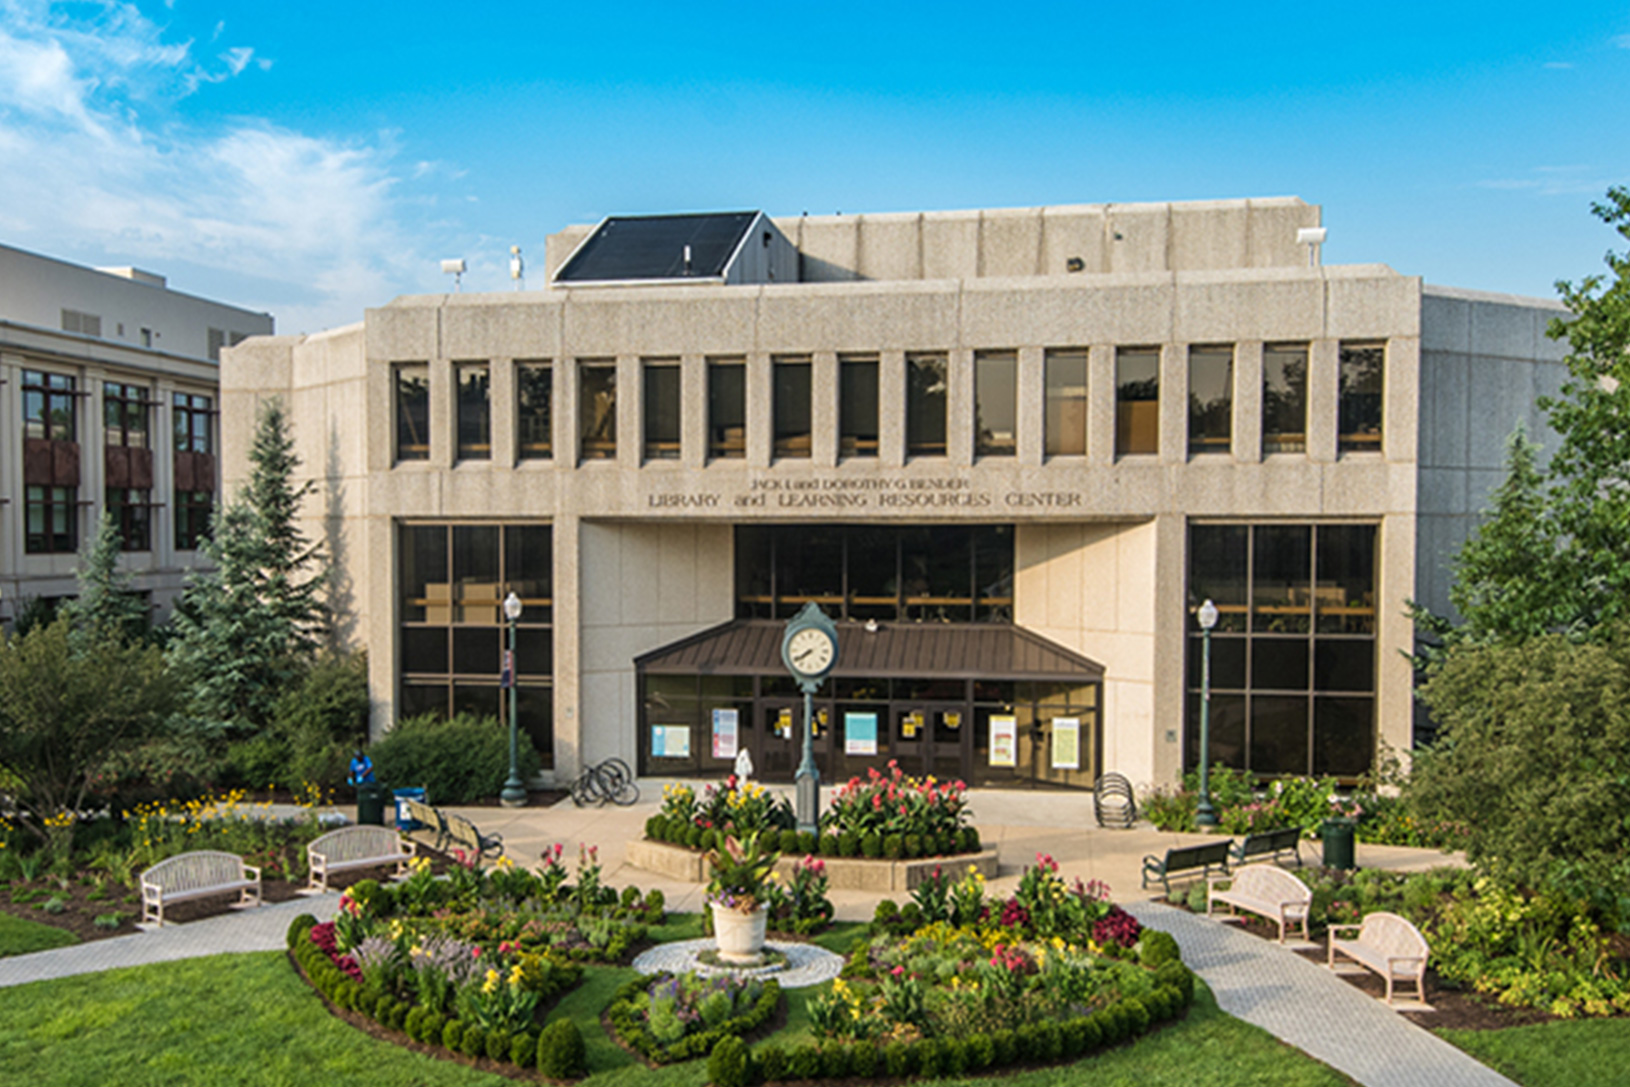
[{"xmin": 781, "ymin": 602, "xmax": 838, "ymax": 833}]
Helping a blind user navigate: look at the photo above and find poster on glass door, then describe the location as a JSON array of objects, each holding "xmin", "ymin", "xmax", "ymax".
[
  {"xmin": 844, "ymin": 712, "xmax": 878, "ymax": 755},
  {"xmin": 711, "ymin": 709, "xmax": 739, "ymax": 759},
  {"xmin": 989, "ymin": 715, "xmax": 1018, "ymax": 767},
  {"xmin": 1051, "ymin": 717, "xmax": 1081, "ymax": 770}
]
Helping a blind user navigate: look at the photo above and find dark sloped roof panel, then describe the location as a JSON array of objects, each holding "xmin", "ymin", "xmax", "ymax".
[
  {"xmin": 636, "ymin": 620, "xmax": 1104, "ymax": 682},
  {"xmin": 554, "ymin": 212, "xmax": 758, "ymax": 283}
]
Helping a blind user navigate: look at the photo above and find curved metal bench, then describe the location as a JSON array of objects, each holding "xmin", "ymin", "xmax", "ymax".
[
  {"xmin": 1328, "ymin": 910, "xmax": 1429, "ymax": 1004},
  {"xmin": 141, "ymin": 850, "xmax": 261, "ymax": 927},
  {"xmin": 307, "ymin": 825, "xmax": 416, "ymax": 894},
  {"xmin": 1094, "ymin": 772, "xmax": 1138, "ymax": 829},
  {"xmin": 1207, "ymin": 863, "xmax": 1312, "ymax": 943}
]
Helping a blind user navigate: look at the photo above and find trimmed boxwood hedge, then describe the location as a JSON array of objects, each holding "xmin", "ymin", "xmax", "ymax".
[
  {"xmin": 643, "ymin": 816, "xmax": 982, "ymax": 861},
  {"xmin": 604, "ymin": 972, "xmax": 783, "ymax": 1065}
]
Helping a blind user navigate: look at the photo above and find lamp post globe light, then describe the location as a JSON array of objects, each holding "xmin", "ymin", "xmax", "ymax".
[
  {"xmin": 1195, "ymin": 598, "xmax": 1220, "ymax": 828},
  {"xmin": 500, "ymin": 591, "xmax": 527, "ymax": 808}
]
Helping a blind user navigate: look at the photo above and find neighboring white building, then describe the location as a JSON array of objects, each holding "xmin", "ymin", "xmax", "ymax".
[
  {"xmin": 222, "ymin": 198, "xmax": 1567, "ymax": 791},
  {"xmin": 0, "ymin": 242, "xmax": 274, "ymax": 627}
]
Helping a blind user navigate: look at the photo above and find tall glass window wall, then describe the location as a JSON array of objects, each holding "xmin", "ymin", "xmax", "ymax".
[{"xmin": 1185, "ymin": 522, "xmax": 1377, "ymax": 780}]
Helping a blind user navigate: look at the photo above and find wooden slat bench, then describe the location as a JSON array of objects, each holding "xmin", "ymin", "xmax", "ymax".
[
  {"xmin": 1207, "ymin": 863, "xmax": 1312, "ymax": 943},
  {"xmin": 306, "ymin": 825, "xmax": 416, "ymax": 893},
  {"xmin": 1230, "ymin": 826, "xmax": 1304, "ymax": 868},
  {"xmin": 400, "ymin": 798, "xmax": 448, "ymax": 851},
  {"xmin": 1328, "ymin": 910, "xmax": 1429, "ymax": 1004},
  {"xmin": 1141, "ymin": 838, "xmax": 1232, "ymax": 895},
  {"xmin": 444, "ymin": 812, "xmax": 504, "ymax": 860},
  {"xmin": 140, "ymin": 850, "xmax": 261, "ymax": 927}
]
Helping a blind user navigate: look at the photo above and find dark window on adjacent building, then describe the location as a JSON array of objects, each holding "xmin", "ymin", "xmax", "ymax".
[
  {"xmin": 395, "ymin": 364, "xmax": 430, "ymax": 461},
  {"xmin": 173, "ymin": 392, "xmax": 213, "ymax": 550},
  {"xmin": 456, "ymin": 363, "xmax": 491, "ymax": 460},
  {"xmin": 106, "ymin": 487, "xmax": 151, "ymax": 552},
  {"xmin": 104, "ymin": 382, "xmax": 150, "ymax": 449},
  {"xmin": 736, "ymin": 523, "xmax": 1014, "ymax": 623},
  {"xmin": 517, "ymin": 362, "xmax": 552, "ymax": 459},
  {"xmin": 1188, "ymin": 345, "xmax": 1232, "ymax": 454},
  {"xmin": 1262, "ymin": 343, "xmax": 1308, "ymax": 454},
  {"xmin": 175, "ymin": 491, "xmax": 213, "ymax": 551},
  {"xmin": 643, "ymin": 359, "xmax": 681, "ymax": 460},
  {"xmin": 707, "ymin": 357, "xmax": 746, "ymax": 460},
  {"xmin": 1185, "ymin": 522, "xmax": 1377, "ymax": 780},
  {"xmin": 174, "ymin": 392, "xmax": 212, "ymax": 454},
  {"xmin": 579, "ymin": 360, "xmax": 617, "ymax": 460},
  {"xmin": 773, "ymin": 356, "xmax": 812, "ymax": 459},
  {"xmin": 398, "ymin": 523, "xmax": 554, "ymax": 767},
  {"xmin": 906, "ymin": 352, "xmax": 948, "ymax": 457},
  {"xmin": 23, "ymin": 370, "xmax": 76, "ymax": 442},
  {"xmin": 974, "ymin": 350, "xmax": 1017, "ymax": 457},
  {"xmin": 1115, "ymin": 348, "xmax": 1159, "ymax": 456},
  {"xmin": 839, "ymin": 354, "xmax": 879, "ymax": 458},
  {"xmin": 1339, "ymin": 342, "xmax": 1384, "ymax": 452},
  {"xmin": 25, "ymin": 486, "xmax": 76, "ymax": 553},
  {"xmin": 1044, "ymin": 348, "xmax": 1088, "ymax": 457}
]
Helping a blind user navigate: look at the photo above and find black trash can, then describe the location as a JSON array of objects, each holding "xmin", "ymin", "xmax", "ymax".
[
  {"xmin": 1321, "ymin": 817, "xmax": 1356, "ymax": 870},
  {"xmin": 356, "ymin": 782, "xmax": 388, "ymax": 826}
]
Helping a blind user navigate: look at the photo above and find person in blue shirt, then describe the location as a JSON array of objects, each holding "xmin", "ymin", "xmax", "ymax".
[{"xmin": 348, "ymin": 749, "xmax": 375, "ymax": 787}]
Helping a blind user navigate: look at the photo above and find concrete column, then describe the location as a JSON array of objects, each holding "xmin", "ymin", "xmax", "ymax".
[
  {"xmin": 1307, "ymin": 339, "xmax": 1339, "ymax": 463},
  {"xmin": 680, "ymin": 354, "xmax": 707, "ymax": 470},
  {"xmin": 947, "ymin": 348, "xmax": 975, "ymax": 466},
  {"xmin": 1376, "ymin": 513, "xmax": 1416, "ymax": 771},
  {"xmin": 552, "ymin": 513, "xmax": 582, "ymax": 782},
  {"xmin": 152, "ymin": 378, "xmax": 176, "ymax": 566},
  {"xmin": 746, "ymin": 353, "xmax": 771, "ymax": 468},
  {"xmin": 83, "ymin": 370, "xmax": 105, "ymax": 553},
  {"xmin": 1087, "ymin": 345, "xmax": 1115, "ymax": 466},
  {"xmin": 1151, "ymin": 512, "xmax": 1189, "ymax": 785},
  {"xmin": 491, "ymin": 357, "xmax": 517, "ymax": 466},
  {"xmin": 1382, "ymin": 336, "xmax": 1420, "ymax": 465},
  {"xmin": 1159, "ymin": 343, "xmax": 1187, "ymax": 465},
  {"xmin": 617, "ymin": 355, "xmax": 641, "ymax": 469},
  {"xmin": 428, "ymin": 356, "xmax": 454, "ymax": 469},
  {"xmin": 1016, "ymin": 346, "xmax": 1044, "ymax": 467},
  {"xmin": 1233, "ymin": 341, "xmax": 1263, "ymax": 463},
  {"xmin": 811, "ymin": 351, "xmax": 839, "ymax": 467},
  {"xmin": 367, "ymin": 359, "xmax": 395, "ymax": 473},
  {"xmin": 878, "ymin": 350, "xmax": 906, "ymax": 468},
  {"xmin": 555, "ymin": 357, "xmax": 576, "ymax": 469}
]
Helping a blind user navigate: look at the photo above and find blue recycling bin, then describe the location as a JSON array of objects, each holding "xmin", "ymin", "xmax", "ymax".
[{"xmin": 393, "ymin": 786, "xmax": 427, "ymax": 830}]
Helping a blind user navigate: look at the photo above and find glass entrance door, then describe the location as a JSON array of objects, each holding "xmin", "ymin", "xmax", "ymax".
[
  {"xmin": 757, "ymin": 698, "xmax": 831, "ymax": 781},
  {"xmin": 892, "ymin": 701, "xmax": 969, "ymax": 781}
]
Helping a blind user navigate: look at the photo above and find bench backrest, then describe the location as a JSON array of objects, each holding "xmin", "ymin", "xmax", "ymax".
[
  {"xmin": 1358, "ymin": 911, "xmax": 1429, "ymax": 959},
  {"xmin": 1243, "ymin": 826, "xmax": 1300, "ymax": 852},
  {"xmin": 403, "ymin": 799, "xmax": 443, "ymax": 830},
  {"xmin": 310, "ymin": 825, "xmax": 405, "ymax": 862},
  {"xmin": 1167, "ymin": 839, "xmax": 1232, "ymax": 869},
  {"xmin": 142, "ymin": 850, "xmax": 246, "ymax": 892},
  {"xmin": 1232, "ymin": 864, "xmax": 1310, "ymax": 904},
  {"xmin": 445, "ymin": 813, "xmax": 482, "ymax": 848}
]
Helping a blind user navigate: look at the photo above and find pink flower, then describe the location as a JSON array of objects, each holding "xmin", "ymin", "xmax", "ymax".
[{"xmin": 891, "ymin": 965, "xmax": 905, "ymax": 977}]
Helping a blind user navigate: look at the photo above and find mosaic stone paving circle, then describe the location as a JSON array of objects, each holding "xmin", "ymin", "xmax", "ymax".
[{"xmin": 630, "ymin": 939, "xmax": 843, "ymax": 988}]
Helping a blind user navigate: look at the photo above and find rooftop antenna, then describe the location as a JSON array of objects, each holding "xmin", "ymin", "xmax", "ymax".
[
  {"xmin": 510, "ymin": 245, "xmax": 525, "ymax": 291},
  {"xmin": 440, "ymin": 258, "xmax": 466, "ymax": 291},
  {"xmin": 1296, "ymin": 227, "xmax": 1327, "ymax": 268},
  {"xmin": 682, "ymin": 244, "xmax": 692, "ymax": 276}
]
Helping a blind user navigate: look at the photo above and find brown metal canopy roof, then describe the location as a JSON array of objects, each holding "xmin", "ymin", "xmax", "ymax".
[{"xmin": 635, "ymin": 620, "xmax": 1104, "ymax": 682}]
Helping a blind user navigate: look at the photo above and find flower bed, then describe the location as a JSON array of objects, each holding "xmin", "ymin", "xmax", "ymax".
[{"xmin": 605, "ymin": 972, "xmax": 782, "ymax": 1064}]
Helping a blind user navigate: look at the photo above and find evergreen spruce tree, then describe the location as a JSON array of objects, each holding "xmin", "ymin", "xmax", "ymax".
[
  {"xmin": 60, "ymin": 511, "xmax": 149, "ymax": 646},
  {"xmin": 169, "ymin": 399, "xmax": 328, "ymax": 733}
]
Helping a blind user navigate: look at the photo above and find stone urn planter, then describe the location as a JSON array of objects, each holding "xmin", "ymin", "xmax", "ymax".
[{"xmin": 711, "ymin": 903, "xmax": 768, "ymax": 965}]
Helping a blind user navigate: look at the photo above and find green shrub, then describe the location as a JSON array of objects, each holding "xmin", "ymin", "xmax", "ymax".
[
  {"xmin": 787, "ymin": 1043, "xmax": 822, "ymax": 1080},
  {"xmin": 645, "ymin": 816, "xmax": 665, "ymax": 840},
  {"xmin": 819, "ymin": 834, "xmax": 840, "ymax": 857},
  {"xmin": 882, "ymin": 1041, "xmax": 913, "ymax": 1078},
  {"xmin": 860, "ymin": 833, "xmax": 882, "ymax": 858},
  {"xmin": 1065, "ymin": 1015, "xmax": 1101, "ymax": 1055},
  {"xmin": 991, "ymin": 1029, "xmax": 1016, "ymax": 1066},
  {"xmin": 442, "ymin": 1019, "xmax": 465, "ymax": 1051},
  {"xmin": 820, "ymin": 1043, "xmax": 851, "ymax": 1079},
  {"xmin": 1155, "ymin": 960, "xmax": 1195, "ymax": 1004},
  {"xmin": 872, "ymin": 899, "xmax": 899, "ymax": 928},
  {"xmin": 915, "ymin": 1038, "xmax": 943, "ymax": 1077},
  {"xmin": 838, "ymin": 832, "xmax": 859, "ymax": 858},
  {"xmin": 405, "ymin": 1007, "xmax": 426, "ymax": 1039},
  {"xmin": 701, "ymin": 828, "xmax": 719, "ymax": 852},
  {"xmin": 796, "ymin": 831, "xmax": 817, "ymax": 854},
  {"xmin": 778, "ymin": 830, "xmax": 799, "ymax": 853},
  {"xmin": 1121, "ymin": 997, "xmax": 1151, "ymax": 1036},
  {"xmin": 957, "ymin": 826, "xmax": 979, "ymax": 853},
  {"xmin": 538, "ymin": 1019, "xmax": 587, "ymax": 1079},
  {"xmin": 1035, "ymin": 1020, "xmax": 1063, "ymax": 1061},
  {"xmin": 371, "ymin": 712, "xmax": 541, "ymax": 804},
  {"xmin": 1139, "ymin": 929, "xmax": 1181, "ymax": 968},
  {"xmin": 882, "ymin": 834, "xmax": 903, "ymax": 860},
  {"xmin": 709, "ymin": 1035, "xmax": 752, "ymax": 1087},
  {"xmin": 897, "ymin": 902, "xmax": 922, "ymax": 931},
  {"xmin": 511, "ymin": 1032, "xmax": 538, "ymax": 1067},
  {"xmin": 903, "ymin": 833, "xmax": 922, "ymax": 858},
  {"xmin": 688, "ymin": 826, "xmax": 705, "ymax": 849},
  {"xmin": 940, "ymin": 1037, "xmax": 968, "ymax": 1075},
  {"xmin": 460, "ymin": 1024, "xmax": 487, "ymax": 1058},
  {"xmin": 756, "ymin": 1045, "xmax": 788, "ymax": 1082},
  {"xmin": 423, "ymin": 1013, "xmax": 446, "ymax": 1045},
  {"xmin": 486, "ymin": 1028, "xmax": 511, "ymax": 1061},
  {"xmin": 643, "ymin": 888, "xmax": 666, "ymax": 922},
  {"xmin": 286, "ymin": 914, "xmax": 318, "ymax": 948},
  {"xmin": 849, "ymin": 1041, "xmax": 878, "ymax": 1077}
]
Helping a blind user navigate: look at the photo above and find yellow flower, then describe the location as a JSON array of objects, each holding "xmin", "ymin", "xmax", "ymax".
[{"xmin": 483, "ymin": 968, "xmax": 500, "ymax": 994}]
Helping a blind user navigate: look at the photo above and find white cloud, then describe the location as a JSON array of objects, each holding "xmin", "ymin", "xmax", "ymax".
[
  {"xmin": 1476, "ymin": 165, "xmax": 1620, "ymax": 197},
  {"xmin": 0, "ymin": 1, "xmax": 444, "ymax": 332}
]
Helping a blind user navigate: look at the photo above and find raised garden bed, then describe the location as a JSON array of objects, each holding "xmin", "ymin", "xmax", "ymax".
[{"xmin": 627, "ymin": 837, "xmax": 1000, "ymax": 891}]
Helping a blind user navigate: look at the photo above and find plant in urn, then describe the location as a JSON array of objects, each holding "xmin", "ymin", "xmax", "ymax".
[{"xmin": 706, "ymin": 831, "xmax": 780, "ymax": 966}]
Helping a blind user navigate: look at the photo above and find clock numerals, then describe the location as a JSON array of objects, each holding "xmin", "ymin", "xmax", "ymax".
[{"xmin": 787, "ymin": 629, "xmax": 835, "ymax": 676}]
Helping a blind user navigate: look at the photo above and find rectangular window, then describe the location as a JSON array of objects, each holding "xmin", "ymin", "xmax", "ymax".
[
  {"xmin": 516, "ymin": 362, "xmax": 552, "ymax": 459},
  {"xmin": 579, "ymin": 359, "xmax": 617, "ymax": 460},
  {"xmin": 175, "ymin": 491, "xmax": 213, "ymax": 551},
  {"xmin": 394, "ymin": 364, "xmax": 430, "ymax": 461},
  {"xmin": 839, "ymin": 355, "xmax": 879, "ymax": 458},
  {"xmin": 643, "ymin": 359, "xmax": 681, "ymax": 460},
  {"xmin": 173, "ymin": 392, "xmax": 213, "ymax": 454},
  {"xmin": 106, "ymin": 487, "xmax": 151, "ymax": 552},
  {"xmin": 25, "ymin": 486, "xmax": 76, "ymax": 554},
  {"xmin": 707, "ymin": 357, "xmax": 746, "ymax": 459},
  {"xmin": 104, "ymin": 382, "xmax": 150, "ymax": 449},
  {"xmin": 1262, "ymin": 343, "xmax": 1308, "ymax": 454},
  {"xmin": 1044, "ymin": 348, "xmax": 1088, "ymax": 457},
  {"xmin": 974, "ymin": 350, "xmax": 1017, "ymax": 458},
  {"xmin": 1115, "ymin": 347, "xmax": 1159, "ymax": 456},
  {"xmin": 1339, "ymin": 342, "xmax": 1384, "ymax": 452},
  {"xmin": 906, "ymin": 352, "xmax": 948, "ymax": 457},
  {"xmin": 455, "ymin": 362, "xmax": 491, "ymax": 460},
  {"xmin": 1188, "ymin": 345, "xmax": 1233, "ymax": 454},
  {"xmin": 773, "ymin": 356, "xmax": 812, "ymax": 459},
  {"xmin": 23, "ymin": 370, "xmax": 76, "ymax": 442}
]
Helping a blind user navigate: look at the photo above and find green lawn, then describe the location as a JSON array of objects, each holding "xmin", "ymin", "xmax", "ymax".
[
  {"xmin": 0, "ymin": 913, "xmax": 79, "ymax": 957},
  {"xmin": 0, "ymin": 945, "xmax": 1363, "ymax": 1087},
  {"xmin": 1439, "ymin": 1019, "xmax": 1630, "ymax": 1087}
]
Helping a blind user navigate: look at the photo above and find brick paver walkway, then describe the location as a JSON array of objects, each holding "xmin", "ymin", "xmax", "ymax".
[{"xmin": 1127, "ymin": 900, "xmax": 1518, "ymax": 1087}]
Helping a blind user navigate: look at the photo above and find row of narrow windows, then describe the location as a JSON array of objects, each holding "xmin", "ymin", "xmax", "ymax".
[{"xmin": 393, "ymin": 342, "xmax": 1386, "ymax": 465}]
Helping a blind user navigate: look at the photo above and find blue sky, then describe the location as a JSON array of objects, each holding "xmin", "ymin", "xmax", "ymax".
[{"xmin": 1, "ymin": 1, "xmax": 1628, "ymax": 333}]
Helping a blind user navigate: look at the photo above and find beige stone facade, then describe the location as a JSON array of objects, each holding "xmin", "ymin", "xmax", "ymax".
[{"xmin": 222, "ymin": 198, "xmax": 1568, "ymax": 791}]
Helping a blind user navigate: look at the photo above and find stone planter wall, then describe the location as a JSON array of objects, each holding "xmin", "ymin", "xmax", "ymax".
[{"xmin": 625, "ymin": 838, "xmax": 1000, "ymax": 892}]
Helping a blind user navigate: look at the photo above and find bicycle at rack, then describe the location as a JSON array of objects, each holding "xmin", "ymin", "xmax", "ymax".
[{"xmin": 570, "ymin": 757, "xmax": 640, "ymax": 807}]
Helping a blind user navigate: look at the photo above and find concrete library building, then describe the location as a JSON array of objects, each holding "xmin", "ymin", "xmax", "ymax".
[{"xmin": 221, "ymin": 197, "xmax": 1567, "ymax": 790}]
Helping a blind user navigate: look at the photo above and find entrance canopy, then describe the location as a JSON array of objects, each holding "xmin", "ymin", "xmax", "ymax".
[{"xmin": 637, "ymin": 620, "xmax": 1105, "ymax": 682}]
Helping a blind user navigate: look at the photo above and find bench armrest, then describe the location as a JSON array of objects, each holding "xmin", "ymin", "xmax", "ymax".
[
  {"xmin": 242, "ymin": 862, "xmax": 262, "ymax": 882},
  {"xmin": 1327, "ymin": 923, "xmax": 1362, "ymax": 939},
  {"xmin": 1206, "ymin": 871, "xmax": 1233, "ymax": 886},
  {"xmin": 1141, "ymin": 854, "xmax": 1163, "ymax": 869}
]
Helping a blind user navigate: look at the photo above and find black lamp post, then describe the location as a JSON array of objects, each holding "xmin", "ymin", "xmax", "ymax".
[
  {"xmin": 500, "ymin": 591, "xmax": 527, "ymax": 808},
  {"xmin": 1195, "ymin": 598, "xmax": 1219, "ymax": 828}
]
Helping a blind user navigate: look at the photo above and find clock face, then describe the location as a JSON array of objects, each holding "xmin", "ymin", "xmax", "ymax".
[{"xmin": 786, "ymin": 627, "xmax": 836, "ymax": 676}]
